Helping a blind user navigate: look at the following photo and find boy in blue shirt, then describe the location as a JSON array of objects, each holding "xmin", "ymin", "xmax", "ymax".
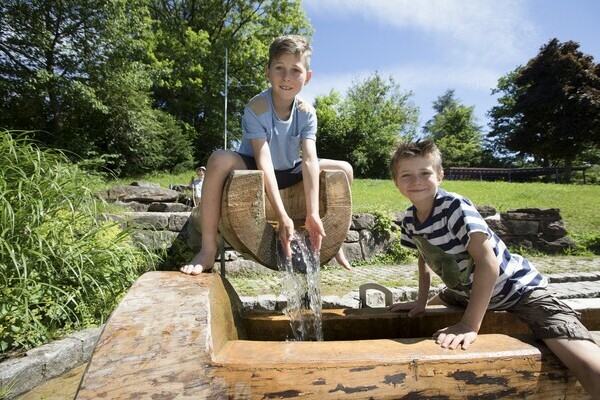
[
  {"xmin": 181, "ymin": 35, "xmax": 353, "ymax": 275},
  {"xmin": 388, "ymin": 139, "xmax": 600, "ymax": 398}
]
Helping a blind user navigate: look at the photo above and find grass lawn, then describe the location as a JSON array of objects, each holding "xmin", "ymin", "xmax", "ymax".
[
  {"xmin": 352, "ymin": 179, "xmax": 599, "ymax": 236},
  {"xmin": 103, "ymin": 173, "xmax": 599, "ymax": 236}
]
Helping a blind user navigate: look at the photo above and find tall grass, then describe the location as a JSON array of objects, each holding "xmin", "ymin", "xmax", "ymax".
[{"xmin": 0, "ymin": 131, "xmax": 156, "ymax": 354}]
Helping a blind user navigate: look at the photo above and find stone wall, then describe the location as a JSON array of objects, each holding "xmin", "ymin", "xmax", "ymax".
[{"xmin": 101, "ymin": 182, "xmax": 576, "ymax": 273}]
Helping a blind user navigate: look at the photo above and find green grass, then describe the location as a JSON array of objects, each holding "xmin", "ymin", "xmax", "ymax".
[
  {"xmin": 99, "ymin": 173, "xmax": 599, "ymax": 236},
  {"xmin": 352, "ymin": 179, "xmax": 600, "ymax": 236}
]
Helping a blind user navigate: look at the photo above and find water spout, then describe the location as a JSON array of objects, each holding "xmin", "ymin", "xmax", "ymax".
[{"xmin": 277, "ymin": 231, "xmax": 323, "ymax": 341}]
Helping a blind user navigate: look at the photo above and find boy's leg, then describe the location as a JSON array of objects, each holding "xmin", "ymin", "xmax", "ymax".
[
  {"xmin": 426, "ymin": 294, "xmax": 446, "ymax": 305},
  {"xmin": 543, "ymin": 338, "xmax": 600, "ymax": 398},
  {"xmin": 318, "ymin": 159, "xmax": 354, "ymax": 185},
  {"xmin": 181, "ymin": 150, "xmax": 246, "ymax": 275},
  {"xmin": 318, "ymin": 159, "xmax": 354, "ymax": 269},
  {"xmin": 333, "ymin": 247, "xmax": 352, "ymax": 270},
  {"xmin": 511, "ymin": 288, "xmax": 600, "ymax": 398}
]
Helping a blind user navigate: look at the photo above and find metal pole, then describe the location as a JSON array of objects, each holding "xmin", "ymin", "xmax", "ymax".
[{"xmin": 224, "ymin": 48, "xmax": 228, "ymax": 150}]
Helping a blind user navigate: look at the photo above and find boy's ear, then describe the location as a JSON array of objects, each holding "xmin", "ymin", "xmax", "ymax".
[
  {"xmin": 264, "ymin": 64, "xmax": 270, "ymax": 79},
  {"xmin": 304, "ymin": 70, "xmax": 312, "ymax": 85},
  {"xmin": 438, "ymin": 170, "xmax": 444, "ymax": 182}
]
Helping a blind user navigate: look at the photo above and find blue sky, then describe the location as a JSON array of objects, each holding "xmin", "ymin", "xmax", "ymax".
[{"xmin": 300, "ymin": 0, "xmax": 600, "ymax": 133}]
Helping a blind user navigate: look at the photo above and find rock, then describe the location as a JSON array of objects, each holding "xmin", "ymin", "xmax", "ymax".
[{"xmin": 98, "ymin": 184, "xmax": 180, "ymax": 204}]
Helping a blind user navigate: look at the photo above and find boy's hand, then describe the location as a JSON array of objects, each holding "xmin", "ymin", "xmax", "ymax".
[
  {"xmin": 278, "ymin": 215, "xmax": 295, "ymax": 259},
  {"xmin": 433, "ymin": 322, "xmax": 478, "ymax": 350},
  {"xmin": 304, "ymin": 214, "xmax": 325, "ymax": 252},
  {"xmin": 388, "ymin": 301, "xmax": 426, "ymax": 318}
]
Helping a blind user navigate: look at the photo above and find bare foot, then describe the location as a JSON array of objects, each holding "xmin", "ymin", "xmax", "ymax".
[
  {"xmin": 335, "ymin": 248, "xmax": 352, "ymax": 270},
  {"xmin": 180, "ymin": 248, "xmax": 216, "ymax": 275}
]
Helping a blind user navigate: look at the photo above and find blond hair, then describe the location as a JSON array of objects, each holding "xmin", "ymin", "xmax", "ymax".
[
  {"xmin": 268, "ymin": 35, "xmax": 312, "ymax": 69},
  {"xmin": 390, "ymin": 139, "xmax": 443, "ymax": 181}
]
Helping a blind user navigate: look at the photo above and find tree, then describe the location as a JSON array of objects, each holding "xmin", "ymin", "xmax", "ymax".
[
  {"xmin": 315, "ymin": 73, "xmax": 418, "ymax": 179},
  {"xmin": 0, "ymin": 0, "xmax": 194, "ymax": 176},
  {"xmin": 423, "ymin": 90, "xmax": 484, "ymax": 167},
  {"xmin": 148, "ymin": 0, "xmax": 312, "ymax": 164},
  {"xmin": 488, "ymin": 39, "xmax": 600, "ymax": 182},
  {"xmin": 486, "ymin": 69, "xmax": 529, "ymax": 167}
]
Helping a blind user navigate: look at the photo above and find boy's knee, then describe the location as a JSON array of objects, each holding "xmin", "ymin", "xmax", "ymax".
[
  {"xmin": 342, "ymin": 161, "xmax": 354, "ymax": 182},
  {"xmin": 208, "ymin": 150, "xmax": 242, "ymax": 171}
]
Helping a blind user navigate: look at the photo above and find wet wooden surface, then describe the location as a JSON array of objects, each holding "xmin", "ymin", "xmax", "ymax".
[
  {"xmin": 243, "ymin": 298, "xmax": 600, "ymax": 341},
  {"xmin": 214, "ymin": 334, "xmax": 589, "ymax": 399},
  {"xmin": 75, "ymin": 272, "xmax": 220, "ymax": 399},
  {"xmin": 76, "ymin": 271, "xmax": 596, "ymax": 399}
]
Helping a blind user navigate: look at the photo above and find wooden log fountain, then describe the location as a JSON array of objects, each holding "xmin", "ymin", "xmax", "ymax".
[
  {"xmin": 76, "ymin": 271, "xmax": 600, "ymax": 399},
  {"xmin": 191, "ymin": 169, "xmax": 352, "ymax": 271},
  {"xmin": 192, "ymin": 170, "xmax": 352, "ymax": 270}
]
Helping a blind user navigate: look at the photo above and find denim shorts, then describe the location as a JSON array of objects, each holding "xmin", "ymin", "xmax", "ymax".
[
  {"xmin": 439, "ymin": 287, "xmax": 595, "ymax": 342},
  {"xmin": 236, "ymin": 152, "xmax": 303, "ymax": 189}
]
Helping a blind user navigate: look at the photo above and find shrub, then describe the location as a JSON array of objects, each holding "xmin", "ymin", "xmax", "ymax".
[
  {"xmin": 0, "ymin": 130, "xmax": 156, "ymax": 353},
  {"xmin": 570, "ymin": 232, "xmax": 600, "ymax": 256}
]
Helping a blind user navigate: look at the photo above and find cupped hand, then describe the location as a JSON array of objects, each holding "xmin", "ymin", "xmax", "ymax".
[
  {"xmin": 433, "ymin": 322, "xmax": 478, "ymax": 350},
  {"xmin": 278, "ymin": 215, "xmax": 295, "ymax": 259},
  {"xmin": 304, "ymin": 214, "xmax": 325, "ymax": 252}
]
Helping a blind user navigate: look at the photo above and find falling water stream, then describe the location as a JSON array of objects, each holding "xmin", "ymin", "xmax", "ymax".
[{"xmin": 277, "ymin": 230, "xmax": 323, "ymax": 341}]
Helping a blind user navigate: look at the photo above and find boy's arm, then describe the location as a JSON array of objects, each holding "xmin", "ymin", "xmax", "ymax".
[
  {"xmin": 416, "ymin": 254, "xmax": 432, "ymax": 307},
  {"xmin": 434, "ymin": 232, "xmax": 499, "ymax": 350},
  {"xmin": 301, "ymin": 139, "xmax": 325, "ymax": 251},
  {"xmin": 251, "ymin": 138, "xmax": 295, "ymax": 258},
  {"xmin": 389, "ymin": 253, "xmax": 431, "ymax": 316}
]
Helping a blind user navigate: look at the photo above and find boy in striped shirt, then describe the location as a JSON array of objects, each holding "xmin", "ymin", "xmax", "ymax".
[{"xmin": 388, "ymin": 139, "xmax": 599, "ymax": 398}]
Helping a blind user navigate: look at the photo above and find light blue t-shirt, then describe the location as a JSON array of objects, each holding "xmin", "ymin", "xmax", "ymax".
[{"xmin": 237, "ymin": 88, "xmax": 317, "ymax": 170}]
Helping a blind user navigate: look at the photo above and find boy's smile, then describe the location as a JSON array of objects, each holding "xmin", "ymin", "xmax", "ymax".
[
  {"xmin": 266, "ymin": 53, "xmax": 311, "ymax": 107},
  {"xmin": 394, "ymin": 155, "xmax": 443, "ymax": 209}
]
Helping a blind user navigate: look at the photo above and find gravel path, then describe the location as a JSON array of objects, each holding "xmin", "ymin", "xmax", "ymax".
[{"xmin": 228, "ymin": 255, "xmax": 600, "ymax": 297}]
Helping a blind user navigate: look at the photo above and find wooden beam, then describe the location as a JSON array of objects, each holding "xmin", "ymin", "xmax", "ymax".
[{"xmin": 77, "ymin": 272, "xmax": 597, "ymax": 399}]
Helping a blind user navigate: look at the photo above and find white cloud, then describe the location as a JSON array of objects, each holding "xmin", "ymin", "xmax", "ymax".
[
  {"xmin": 301, "ymin": 0, "xmax": 545, "ymax": 125},
  {"xmin": 302, "ymin": 63, "xmax": 501, "ymax": 105},
  {"xmin": 385, "ymin": 63, "xmax": 502, "ymax": 92},
  {"xmin": 303, "ymin": 0, "xmax": 538, "ymax": 65}
]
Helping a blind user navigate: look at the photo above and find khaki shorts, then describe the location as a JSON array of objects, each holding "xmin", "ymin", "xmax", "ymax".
[{"xmin": 439, "ymin": 287, "xmax": 595, "ymax": 342}]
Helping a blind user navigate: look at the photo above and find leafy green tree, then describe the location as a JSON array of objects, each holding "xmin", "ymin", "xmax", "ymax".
[
  {"xmin": 0, "ymin": 0, "xmax": 194, "ymax": 176},
  {"xmin": 148, "ymin": 0, "xmax": 312, "ymax": 164},
  {"xmin": 488, "ymin": 39, "xmax": 600, "ymax": 182},
  {"xmin": 486, "ymin": 69, "xmax": 529, "ymax": 167},
  {"xmin": 316, "ymin": 73, "xmax": 418, "ymax": 179},
  {"xmin": 313, "ymin": 91, "xmax": 348, "ymax": 162},
  {"xmin": 423, "ymin": 90, "xmax": 484, "ymax": 167}
]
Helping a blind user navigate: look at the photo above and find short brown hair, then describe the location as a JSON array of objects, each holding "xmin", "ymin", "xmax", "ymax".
[
  {"xmin": 390, "ymin": 139, "xmax": 443, "ymax": 181},
  {"xmin": 268, "ymin": 35, "xmax": 312, "ymax": 69}
]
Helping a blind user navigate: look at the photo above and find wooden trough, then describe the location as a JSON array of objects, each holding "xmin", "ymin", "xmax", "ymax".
[
  {"xmin": 189, "ymin": 169, "xmax": 352, "ymax": 271},
  {"xmin": 76, "ymin": 271, "xmax": 600, "ymax": 399}
]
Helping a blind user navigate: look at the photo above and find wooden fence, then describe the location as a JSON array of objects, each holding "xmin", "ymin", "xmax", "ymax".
[{"xmin": 444, "ymin": 166, "xmax": 589, "ymax": 183}]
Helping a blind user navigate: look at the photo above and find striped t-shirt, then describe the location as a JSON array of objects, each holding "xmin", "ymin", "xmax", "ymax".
[{"xmin": 400, "ymin": 189, "xmax": 547, "ymax": 310}]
